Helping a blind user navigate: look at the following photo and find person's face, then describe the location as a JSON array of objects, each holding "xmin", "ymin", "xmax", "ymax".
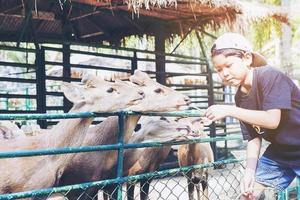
[{"xmin": 212, "ymin": 53, "xmax": 252, "ymax": 87}]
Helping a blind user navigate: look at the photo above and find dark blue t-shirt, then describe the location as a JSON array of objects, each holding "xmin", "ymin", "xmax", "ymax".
[{"xmin": 235, "ymin": 66, "xmax": 300, "ymax": 167}]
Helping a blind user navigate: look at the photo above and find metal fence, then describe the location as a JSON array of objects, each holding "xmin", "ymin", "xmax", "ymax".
[{"xmin": 0, "ymin": 111, "xmax": 298, "ymax": 200}]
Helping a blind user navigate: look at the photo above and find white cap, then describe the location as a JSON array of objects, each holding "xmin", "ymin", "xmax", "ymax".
[{"xmin": 212, "ymin": 33, "xmax": 267, "ymax": 67}]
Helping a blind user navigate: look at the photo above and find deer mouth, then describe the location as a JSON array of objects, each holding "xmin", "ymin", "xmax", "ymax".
[
  {"xmin": 130, "ymin": 97, "xmax": 144, "ymax": 105},
  {"xmin": 176, "ymin": 105, "xmax": 189, "ymax": 111},
  {"xmin": 176, "ymin": 126, "xmax": 192, "ymax": 135}
]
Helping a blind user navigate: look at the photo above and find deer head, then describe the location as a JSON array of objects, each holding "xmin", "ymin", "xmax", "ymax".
[
  {"xmin": 130, "ymin": 116, "xmax": 199, "ymax": 143},
  {"xmin": 62, "ymin": 74, "xmax": 145, "ymax": 112},
  {"xmin": 127, "ymin": 70, "xmax": 191, "ymax": 112},
  {"xmin": 175, "ymin": 117, "xmax": 212, "ymax": 138}
]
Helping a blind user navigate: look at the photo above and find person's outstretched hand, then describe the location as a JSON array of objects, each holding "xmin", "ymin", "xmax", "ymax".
[{"xmin": 205, "ymin": 105, "xmax": 233, "ymax": 121}]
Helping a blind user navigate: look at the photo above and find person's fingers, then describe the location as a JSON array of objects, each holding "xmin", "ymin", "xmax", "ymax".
[{"xmin": 206, "ymin": 113, "xmax": 215, "ymax": 120}]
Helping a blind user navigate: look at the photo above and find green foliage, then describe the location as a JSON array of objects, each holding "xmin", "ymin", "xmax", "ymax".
[
  {"xmin": 251, "ymin": 18, "xmax": 282, "ymax": 50},
  {"xmin": 249, "ymin": 0, "xmax": 282, "ymax": 50},
  {"xmin": 263, "ymin": 0, "xmax": 281, "ymax": 5}
]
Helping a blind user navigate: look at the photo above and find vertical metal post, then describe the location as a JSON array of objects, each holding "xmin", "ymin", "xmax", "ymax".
[
  {"xmin": 155, "ymin": 25, "xmax": 166, "ymax": 85},
  {"xmin": 131, "ymin": 50, "xmax": 137, "ymax": 75},
  {"xmin": 35, "ymin": 46, "xmax": 47, "ymax": 128},
  {"xmin": 197, "ymin": 32, "xmax": 217, "ymax": 160},
  {"xmin": 297, "ymin": 178, "xmax": 300, "ymax": 199},
  {"xmin": 116, "ymin": 112, "xmax": 125, "ymax": 200},
  {"xmin": 63, "ymin": 44, "xmax": 72, "ymax": 112}
]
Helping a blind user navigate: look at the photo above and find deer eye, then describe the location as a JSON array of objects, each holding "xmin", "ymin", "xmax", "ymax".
[
  {"xmin": 160, "ymin": 117, "xmax": 167, "ymax": 121},
  {"xmin": 154, "ymin": 88, "xmax": 163, "ymax": 93},
  {"xmin": 106, "ymin": 87, "xmax": 114, "ymax": 93},
  {"xmin": 134, "ymin": 123, "xmax": 142, "ymax": 132}
]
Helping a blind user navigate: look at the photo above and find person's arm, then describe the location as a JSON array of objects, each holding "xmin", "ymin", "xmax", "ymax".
[
  {"xmin": 205, "ymin": 105, "xmax": 281, "ymax": 129},
  {"xmin": 241, "ymin": 137, "xmax": 262, "ymax": 196}
]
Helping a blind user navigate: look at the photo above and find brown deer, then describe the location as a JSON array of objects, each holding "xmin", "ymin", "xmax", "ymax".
[
  {"xmin": 177, "ymin": 117, "xmax": 214, "ymax": 200},
  {"xmin": 56, "ymin": 70, "xmax": 191, "ymax": 200},
  {"xmin": 0, "ymin": 75, "xmax": 145, "ymax": 194},
  {"xmin": 122, "ymin": 116, "xmax": 197, "ymax": 200}
]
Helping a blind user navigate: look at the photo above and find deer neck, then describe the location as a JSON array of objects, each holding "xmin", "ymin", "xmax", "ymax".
[
  {"xmin": 123, "ymin": 115, "xmax": 141, "ymax": 143},
  {"xmin": 45, "ymin": 106, "xmax": 93, "ymax": 166}
]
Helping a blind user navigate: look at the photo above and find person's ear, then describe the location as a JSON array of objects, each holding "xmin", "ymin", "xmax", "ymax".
[{"xmin": 243, "ymin": 52, "xmax": 253, "ymax": 67}]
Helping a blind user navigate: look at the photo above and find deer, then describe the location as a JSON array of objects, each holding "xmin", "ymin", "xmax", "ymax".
[
  {"xmin": 119, "ymin": 117, "xmax": 211, "ymax": 200},
  {"xmin": 55, "ymin": 70, "xmax": 191, "ymax": 200},
  {"xmin": 177, "ymin": 117, "xmax": 214, "ymax": 200},
  {"xmin": 119, "ymin": 116, "xmax": 198, "ymax": 200},
  {"xmin": 0, "ymin": 121, "xmax": 25, "ymax": 139},
  {"xmin": 0, "ymin": 74, "xmax": 145, "ymax": 195}
]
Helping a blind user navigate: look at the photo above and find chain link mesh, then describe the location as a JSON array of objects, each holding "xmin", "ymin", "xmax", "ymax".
[{"xmin": 24, "ymin": 161, "xmax": 285, "ymax": 200}]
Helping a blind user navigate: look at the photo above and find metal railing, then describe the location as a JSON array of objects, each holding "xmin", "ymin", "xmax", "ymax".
[{"xmin": 0, "ymin": 111, "xmax": 298, "ymax": 200}]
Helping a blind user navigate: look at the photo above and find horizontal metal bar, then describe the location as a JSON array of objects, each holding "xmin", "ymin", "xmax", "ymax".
[
  {"xmin": 0, "ymin": 112, "xmax": 101, "ymax": 120},
  {"xmin": 46, "ymin": 91, "xmax": 63, "ymax": 96},
  {"xmin": 188, "ymin": 95, "xmax": 209, "ymax": 98},
  {"xmin": 72, "ymin": 64, "xmax": 131, "ymax": 72},
  {"xmin": 45, "ymin": 106, "xmax": 64, "ymax": 110},
  {"xmin": 45, "ymin": 76, "xmax": 81, "ymax": 82},
  {"xmin": 0, "ymin": 45, "xmax": 36, "ymax": 53},
  {"xmin": 214, "ymin": 102, "xmax": 236, "ymax": 105},
  {"xmin": 0, "ymin": 135, "xmax": 243, "ymax": 158},
  {"xmin": 191, "ymin": 100, "xmax": 208, "ymax": 103},
  {"xmin": 0, "ymin": 94, "xmax": 37, "ymax": 99},
  {"xmin": 0, "ymin": 158, "xmax": 243, "ymax": 199},
  {"xmin": 45, "ymin": 61, "xmax": 131, "ymax": 73},
  {"xmin": 0, "ymin": 77, "xmax": 36, "ymax": 83},
  {"xmin": 164, "ymin": 72, "xmax": 209, "ymax": 77},
  {"xmin": 67, "ymin": 43, "xmax": 205, "ymax": 61},
  {"xmin": 214, "ymin": 91, "xmax": 236, "ymax": 95},
  {"xmin": 0, "ymin": 110, "xmax": 37, "ymax": 114},
  {"xmin": 0, "ymin": 61, "xmax": 35, "ymax": 69},
  {"xmin": 174, "ymin": 87, "xmax": 208, "ymax": 91},
  {"xmin": 137, "ymin": 57, "xmax": 204, "ymax": 65},
  {"xmin": 166, "ymin": 84, "xmax": 209, "ymax": 89},
  {"xmin": 71, "ymin": 49, "xmax": 133, "ymax": 60},
  {"xmin": 42, "ymin": 44, "xmax": 205, "ymax": 61},
  {"xmin": 0, "ymin": 110, "xmax": 206, "ymax": 120}
]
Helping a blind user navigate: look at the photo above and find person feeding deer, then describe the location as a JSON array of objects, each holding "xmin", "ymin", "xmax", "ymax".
[{"xmin": 205, "ymin": 32, "xmax": 300, "ymax": 199}]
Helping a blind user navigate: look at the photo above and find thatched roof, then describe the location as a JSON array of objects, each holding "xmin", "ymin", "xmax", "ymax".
[{"xmin": 0, "ymin": 0, "xmax": 288, "ymax": 44}]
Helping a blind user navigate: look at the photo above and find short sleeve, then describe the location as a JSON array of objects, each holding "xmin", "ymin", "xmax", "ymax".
[
  {"xmin": 240, "ymin": 121, "xmax": 260, "ymax": 141},
  {"xmin": 258, "ymin": 69, "xmax": 292, "ymax": 111}
]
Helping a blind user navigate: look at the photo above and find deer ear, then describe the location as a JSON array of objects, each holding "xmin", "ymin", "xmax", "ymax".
[
  {"xmin": 61, "ymin": 82, "xmax": 85, "ymax": 103},
  {"xmin": 81, "ymin": 73, "xmax": 103, "ymax": 88},
  {"xmin": 131, "ymin": 70, "xmax": 153, "ymax": 86}
]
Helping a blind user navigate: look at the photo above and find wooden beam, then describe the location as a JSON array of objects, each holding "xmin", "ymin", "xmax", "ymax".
[
  {"xmin": 71, "ymin": 0, "xmax": 114, "ymax": 7},
  {"xmin": 2, "ymin": 4, "xmax": 23, "ymax": 13},
  {"xmin": 70, "ymin": 10, "xmax": 102, "ymax": 21},
  {"xmin": 0, "ymin": 11, "xmax": 55, "ymax": 21},
  {"xmin": 80, "ymin": 31, "xmax": 104, "ymax": 38}
]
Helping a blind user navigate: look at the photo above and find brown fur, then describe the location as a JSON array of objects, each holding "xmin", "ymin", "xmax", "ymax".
[
  {"xmin": 56, "ymin": 71, "xmax": 191, "ymax": 200},
  {"xmin": 0, "ymin": 76, "xmax": 144, "ymax": 195},
  {"xmin": 178, "ymin": 128, "xmax": 214, "ymax": 200}
]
